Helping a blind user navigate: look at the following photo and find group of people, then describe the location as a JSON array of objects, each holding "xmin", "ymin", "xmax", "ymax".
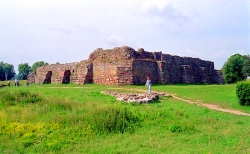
[
  {"xmin": 7, "ymin": 80, "xmax": 18, "ymax": 87},
  {"xmin": 6, "ymin": 79, "xmax": 29, "ymax": 87},
  {"xmin": 14, "ymin": 79, "xmax": 20, "ymax": 87},
  {"xmin": 8, "ymin": 79, "xmax": 20, "ymax": 87}
]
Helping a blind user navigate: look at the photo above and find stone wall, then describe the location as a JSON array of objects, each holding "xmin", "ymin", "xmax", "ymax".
[
  {"xmin": 213, "ymin": 70, "xmax": 225, "ymax": 84},
  {"xmin": 28, "ymin": 46, "xmax": 224, "ymax": 85},
  {"xmin": 132, "ymin": 60, "xmax": 158, "ymax": 84},
  {"xmin": 29, "ymin": 61, "xmax": 92, "ymax": 84},
  {"xmin": 72, "ymin": 60, "xmax": 93, "ymax": 84},
  {"xmin": 88, "ymin": 47, "xmax": 134, "ymax": 85},
  {"xmin": 27, "ymin": 72, "xmax": 35, "ymax": 83}
]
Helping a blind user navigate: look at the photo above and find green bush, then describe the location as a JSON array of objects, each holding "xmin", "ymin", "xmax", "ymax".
[
  {"xmin": 236, "ymin": 81, "xmax": 250, "ymax": 105},
  {"xmin": 90, "ymin": 106, "xmax": 141, "ymax": 134}
]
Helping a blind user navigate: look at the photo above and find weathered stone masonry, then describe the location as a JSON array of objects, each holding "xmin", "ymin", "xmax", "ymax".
[{"xmin": 27, "ymin": 46, "xmax": 224, "ymax": 85}]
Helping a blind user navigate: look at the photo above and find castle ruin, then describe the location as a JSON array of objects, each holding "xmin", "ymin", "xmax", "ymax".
[{"xmin": 27, "ymin": 46, "xmax": 224, "ymax": 85}]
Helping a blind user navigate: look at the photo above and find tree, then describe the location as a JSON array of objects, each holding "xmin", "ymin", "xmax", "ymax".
[
  {"xmin": 18, "ymin": 63, "xmax": 31, "ymax": 80},
  {"xmin": 222, "ymin": 54, "xmax": 246, "ymax": 83},
  {"xmin": 242, "ymin": 55, "xmax": 250, "ymax": 77},
  {"xmin": 0, "ymin": 61, "xmax": 15, "ymax": 81},
  {"xmin": 0, "ymin": 64, "xmax": 3, "ymax": 80},
  {"xmin": 31, "ymin": 61, "xmax": 49, "ymax": 72}
]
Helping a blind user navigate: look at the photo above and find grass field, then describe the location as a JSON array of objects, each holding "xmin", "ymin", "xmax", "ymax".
[{"xmin": 0, "ymin": 81, "xmax": 249, "ymax": 153}]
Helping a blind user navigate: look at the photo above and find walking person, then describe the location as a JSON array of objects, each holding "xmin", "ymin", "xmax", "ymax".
[{"xmin": 145, "ymin": 77, "xmax": 152, "ymax": 94}]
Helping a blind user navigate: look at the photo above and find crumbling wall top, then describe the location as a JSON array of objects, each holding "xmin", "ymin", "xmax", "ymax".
[
  {"xmin": 36, "ymin": 62, "xmax": 79, "ymax": 72},
  {"xmin": 88, "ymin": 46, "xmax": 136, "ymax": 62}
]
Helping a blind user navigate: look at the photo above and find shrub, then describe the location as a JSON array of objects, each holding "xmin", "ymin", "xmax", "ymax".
[
  {"xmin": 236, "ymin": 81, "xmax": 250, "ymax": 105},
  {"xmin": 90, "ymin": 106, "xmax": 141, "ymax": 134}
]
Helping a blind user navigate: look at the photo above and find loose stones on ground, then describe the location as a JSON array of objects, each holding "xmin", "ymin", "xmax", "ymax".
[{"xmin": 101, "ymin": 91, "xmax": 170, "ymax": 104}]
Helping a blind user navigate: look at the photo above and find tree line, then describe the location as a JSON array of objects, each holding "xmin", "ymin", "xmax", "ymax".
[
  {"xmin": 0, "ymin": 54, "xmax": 249, "ymax": 82},
  {"xmin": 0, "ymin": 61, "xmax": 49, "ymax": 81}
]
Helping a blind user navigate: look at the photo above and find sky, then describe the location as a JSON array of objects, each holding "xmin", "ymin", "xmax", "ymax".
[{"xmin": 0, "ymin": 0, "xmax": 249, "ymax": 73}]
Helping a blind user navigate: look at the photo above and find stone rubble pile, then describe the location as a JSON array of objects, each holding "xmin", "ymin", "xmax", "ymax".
[{"xmin": 101, "ymin": 91, "xmax": 169, "ymax": 104}]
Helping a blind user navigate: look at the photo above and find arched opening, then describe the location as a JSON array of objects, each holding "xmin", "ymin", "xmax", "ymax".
[
  {"xmin": 62, "ymin": 70, "xmax": 71, "ymax": 84},
  {"xmin": 44, "ymin": 71, "xmax": 52, "ymax": 84}
]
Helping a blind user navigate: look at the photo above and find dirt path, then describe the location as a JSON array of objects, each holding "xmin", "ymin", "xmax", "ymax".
[
  {"xmin": 170, "ymin": 93, "xmax": 250, "ymax": 116},
  {"xmin": 108, "ymin": 88, "xmax": 250, "ymax": 116}
]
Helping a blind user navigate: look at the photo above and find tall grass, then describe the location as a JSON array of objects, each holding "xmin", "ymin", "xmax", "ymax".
[
  {"xmin": 0, "ymin": 90, "xmax": 42, "ymax": 105},
  {"xmin": 90, "ymin": 105, "xmax": 141, "ymax": 134},
  {"xmin": 0, "ymin": 87, "xmax": 141, "ymax": 152}
]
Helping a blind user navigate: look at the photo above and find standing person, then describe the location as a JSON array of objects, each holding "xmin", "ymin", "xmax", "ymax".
[
  {"xmin": 145, "ymin": 77, "xmax": 152, "ymax": 94},
  {"xmin": 17, "ymin": 79, "xmax": 19, "ymax": 87},
  {"xmin": 14, "ymin": 79, "xmax": 17, "ymax": 86}
]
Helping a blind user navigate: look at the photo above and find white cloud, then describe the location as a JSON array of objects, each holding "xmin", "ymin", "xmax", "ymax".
[
  {"xmin": 211, "ymin": 49, "xmax": 248, "ymax": 60},
  {"xmin": 236, "ymin": 50, "xmax": 247, "ymax": 55},
  {"xmin": 181, "ymin": 49, "xmax": 201, "ymax": 58},
  {"xmin": 139, "ymin": 0, "xmax": 172, "ymax": 12},
  {"xmin": 136, "ymin": 0, "xmax": 190, "ymax": 34},
  {"xmin": 211, "ymin": 50, "xmax": 228, "ymax": 59},
  {"xmin": 106, "ymin": 35, "xmax": 127, "ymax": 46}
]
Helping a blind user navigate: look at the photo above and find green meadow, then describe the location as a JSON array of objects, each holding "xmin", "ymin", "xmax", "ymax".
[{"xmin": 0, "ymin": 81, "xmax": 250, "ymax": 153}]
